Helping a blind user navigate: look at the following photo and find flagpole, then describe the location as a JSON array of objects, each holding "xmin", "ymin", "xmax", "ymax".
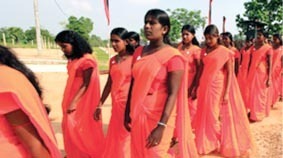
[
  {"xmin": 108, "ymin": 26, "xmax": 111, "ymax": 63},
  {"xmin": 222, "ymin": 16, "xmax": 226, "ymax": 33},
  {"xmin": 208, "ymin": 0, "xmax": 212, "ymax": 25},
  {"xmin": 103, "ymin": 0, "xmax": 111, "ymax": 74}
]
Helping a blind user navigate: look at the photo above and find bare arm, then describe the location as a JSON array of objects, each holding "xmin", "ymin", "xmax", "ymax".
[
  {"xmin": 160, "ymin": 70, "xmax": 184, "ymax": 124},
  {"xmin": 94, "ymin": 75, "xmax": 112, "ymax": 120},
  {"xmin": 190, "ymin": 60, "xmax": 204, "ymax": 100},
  {"xmin": 5, "ymin": 110, "xmax": 51, "ymax": 158},
  {"xmin": 189, "ymin": 59, "xmax": 203, "ymax": 99},
  {"xmin": 99, "ymin": 75, "xmax": 112, "ymax": 106},
  {"xmin": 146, "ymin": 70, "xmax": 184, "ymax": 148},
  {"xmin": 124, "ymin": 79, "xmax": 134, "ymax": 131},
  {"xmin": 67, "ymin": 67, "xmax": 93, "ymax": 113}
]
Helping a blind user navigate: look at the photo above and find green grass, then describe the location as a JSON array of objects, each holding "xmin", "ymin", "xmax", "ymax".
[{"xmin": 92, "ymin": 47, "xmax": 110, "ymax": 71}]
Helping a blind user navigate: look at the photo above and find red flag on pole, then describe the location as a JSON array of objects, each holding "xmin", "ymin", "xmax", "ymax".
[
  {"xmin": 103, "ymin": 0, "xmax": 110, "ymax": 25},
  {"xmin": 208, "ymin": 0, "xmax": 213, "ymax": 25}
]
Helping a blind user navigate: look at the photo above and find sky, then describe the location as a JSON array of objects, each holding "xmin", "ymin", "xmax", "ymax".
[{"xmin": 0, "ymin": 0, "xmax": 248, "ymax": 41}]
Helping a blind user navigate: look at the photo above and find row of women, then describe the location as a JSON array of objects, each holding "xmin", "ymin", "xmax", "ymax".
[{"xmin": 1, "ymin": 8, "xmax": 281, "ymax": 158}]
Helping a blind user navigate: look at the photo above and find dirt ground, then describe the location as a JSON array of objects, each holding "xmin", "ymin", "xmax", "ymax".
[{"xmin": 14, "ymin": 48, "xmax": 283, "ymax": 158}]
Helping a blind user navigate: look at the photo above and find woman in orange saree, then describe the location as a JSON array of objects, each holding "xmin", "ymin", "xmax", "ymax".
[
  {"xmin": 192, "ymin": 25, "xmax": 253, "ymax": 157},
  {"xmin": 55, "ymin": 30, "xmax": 105, "ymax": 158},
  {"xmin": 177, "ymin": 24, "xmax": 202, "ymax": 122},
  {"xmin": 94, "ymin": 27, "xmax": 133, "ymax": 158},
  {"xmin": 270, "ymin": 34, "xmax": 283, "ymax": 106},
  {"xmin": 124, "ymin": 9, "xmax": 198, "ymax": 158},
  {"xmin": 222, "ymin": 32, "xmax": 241, "ymax": 76},
  {"xmin": 247, "ymin": 30, "xmax": 273, "ymax": 121},
  {"xmin": 237, "ymin": 37, "xmax": 253, "ymax": 109},
  {"xmin": 0, "ymin": 46, "xmax": 61, "ymax": 158}
]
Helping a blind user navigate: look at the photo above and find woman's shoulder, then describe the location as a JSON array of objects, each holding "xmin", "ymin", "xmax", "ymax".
[{"xmin": 163, "ymin": 45, "xmax": 182, "ymax": 55}]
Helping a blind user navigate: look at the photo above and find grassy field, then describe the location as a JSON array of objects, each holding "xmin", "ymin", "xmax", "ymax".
[
  {"xmin": 93, "ymin": 47, "xmax": 110, "ymax": 71},
  {"xmin": 13, "ymin": 47, "xmax": 112, "ymax": 71}
]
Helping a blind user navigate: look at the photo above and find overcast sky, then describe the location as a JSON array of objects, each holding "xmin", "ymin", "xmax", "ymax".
[{"xmin": 0, "ymin": 0, "xmax": 248, "ymax": 41}]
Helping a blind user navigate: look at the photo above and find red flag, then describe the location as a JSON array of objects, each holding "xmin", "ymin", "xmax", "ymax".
[
  {"xmin": 208, "ymin": 0, "xmax": 213, "ymax": 25},
  {"xmin": 103, "ymin": 0, "xmax": 110, "ymax": 25}
]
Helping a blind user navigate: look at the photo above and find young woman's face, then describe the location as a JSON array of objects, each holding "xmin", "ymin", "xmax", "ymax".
[
  {"xmin": 256, "ymin": 32, "xmax": 265, "ymax": 43},
  {"xmin": 111, "ymin": 34, "xmax": 126, "ymax": 53},
  {"xmin": 182, "ymin": 30, "xmax": 194, "ymax": 44},
  {"xmin": 272, "ymin": 36, "xmax": 280, "ymax": 46},
  {"xmin": 57, "ymin": 42, "xmax": 73, "ymax": 57},
  {"xmin": 222, "ymin": 35, "xmax": 231, "ymax": 47},
  {"xmin": 144, "ymin": 16, "xmax": 166, "ymax": 41},
  {"xmin": 127, "ymin": 38, "xmax": 138, "ymax": 48},
  {"xmin": 205, "ymin": 34, "xmax": 219, "ymax": 48}
]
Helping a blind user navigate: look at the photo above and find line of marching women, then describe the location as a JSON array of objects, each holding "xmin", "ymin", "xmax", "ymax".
[
  {"xmin": 56, "ymin": 8, "xmax": 249, "ymax": 158},
  {"xmin": 1, "ymin": 8, "xmax": 281, "ymax": 158}
]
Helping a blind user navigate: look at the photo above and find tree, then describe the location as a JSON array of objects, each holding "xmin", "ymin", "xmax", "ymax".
[
  {"xmin": 166, "ymin": 8, "xmax": 206, "ymax": 42},
  {"xmin": 0, "ymin": 27, "xmax": 25, "ymax": 44},
  {"xmin": 25, "ymin": 27, "xmax": 54, "ymax": 44},
  {"xmin": 139, "ymin": 8, "xmax": 206, "ymax": 44},
  {"xmin": 139, "ymin": 28, "xmax": 147, "ymax": 45},
  {"xmin": 65, "ymin": 16, "xmax": 93, "ymax": 41},
  {"xmin": 236, "ymin": 0, "xmax": 283, "ymax": 36},
  {"xmin": 89, "ymin": 34, "xmax": 107, "ymax": 47}
]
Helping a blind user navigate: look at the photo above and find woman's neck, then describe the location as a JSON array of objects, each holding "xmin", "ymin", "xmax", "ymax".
[
  {"xmin": 118, "ymin": 50, "xmax": 128, "ymax": 57},
  {"xmin": 148, "ymin": 40, "xmax": 165, "ymax": 49},
  {"xmin": 142, "ymin": 40, "xmax": 166, "ymax": 56},
  {"xmin": 182, "ymin": 42, "xmax": 193, "ymax": 50},
  {"xmin": 255, "ymin": 42, "xmax": 264, "ymax": 49},
  {"xmin": 206, "ymin": 44, "xmax": 219, "ymax": 53},
  {"xmin": 273, "ymin": 44, "xmax": 281, "ymax": 49}
]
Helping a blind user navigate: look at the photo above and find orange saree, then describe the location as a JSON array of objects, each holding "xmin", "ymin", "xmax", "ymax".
[
  {"xmin": 103, "ymin": 56, "xmax": 132, "ymax": 158},
  {"xmin": 193, "ymin": 46, "xmax": 253, "ymax": 157},
  {"xmin": 0, "ymin": 65, "xmax": 61, "ymax": 158},
  {"xmin": 270, "ymin": 46, "xmax": 283, "ymax": 105},
  {"xmin": 130, "ymin": 46, "xmax": 198, "ymax": 158},
  {"xmin": 62, "ymin": 54, "xmax": 104, "ymax": 158},
  {"xmin": 237, "ymin": 47, "xmax": 252, "ymax": 109},
  {"xmin": 247, "ymin": 44, "xmax": 273, "ymax": 121},
  {"xmin": 177, "ymin": 44, "xmax": 201, "ymax": 121}
]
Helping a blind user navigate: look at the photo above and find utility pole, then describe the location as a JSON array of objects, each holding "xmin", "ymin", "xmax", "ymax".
[{"xmin": 33, "ymin": 0, "xmax": 42, "ymax": 53}]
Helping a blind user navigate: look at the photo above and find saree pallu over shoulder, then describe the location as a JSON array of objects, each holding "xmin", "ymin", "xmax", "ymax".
[
  {"xmin": 193, "ymin": 46, "xmax": 253, "ymax": 157},
  {"xmin": 247, "ymin": 45, "xmax": 273, "ymax": 121},
  {"xmin": 131, "ymin": 46, "xmax": 198, "ymax": 158},
  {"xmin": 103, "ymin": 56, "xmax": 132, "ymax": 158},
  {"xmin": 237, "ymin": 47, "xmax": 252, "ymax": 108},
  {"xmin": 248, "ymin": 44, "xmax": 272, "ymax": 81},
  {"xmin": 0, "ymin": 65, "xmax": 62, "ymax": 158},
  {"xmin": 62, "ymin": 54, "xmax": 105, "ymax": 157},
  {"xmin": 269, "ymin": 46, "xmax": 283, "ymax": 105},
  {"xmin": 110, "ymin": 56, "xmax": 133, "ymax": 102}
]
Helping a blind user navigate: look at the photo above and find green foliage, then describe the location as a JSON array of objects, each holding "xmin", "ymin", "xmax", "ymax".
[
  {"xmin": 65, "ymin": 16, "xmax": 93, "ymax": 41},
  {"xmin": 92, "ymin": 47, "xmax": 109, "ymax": 70},
  {"xmin": 25, "ymin": 27, "xmax": 54, "ymax": 44},
  {"xmin": 139, "ymin": 28, "xmax": 148, "ymax": 45},
  {"xmin": 236, "ymin": 0, "xmax": 283, "ymax": 36},
  {"xmin": 89, "ymin": 34, "xmax": 107, "ymax": 47},
  {"xmin": 166, "ymin": 8, "xmax": 206, "ymax": 42},
  {"xmin": 139, "ymin": 8, "xmax": 206, "ymax": 44},
  {"xmin": 0, "ymin": 27, "xmax": 25, "ymax": 44}
]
